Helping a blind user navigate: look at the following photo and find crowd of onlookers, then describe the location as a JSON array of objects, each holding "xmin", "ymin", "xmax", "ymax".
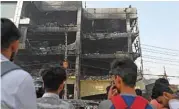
[{"xmin": 1, "ymin": 18, "xmax": 179, "ymax": 109}]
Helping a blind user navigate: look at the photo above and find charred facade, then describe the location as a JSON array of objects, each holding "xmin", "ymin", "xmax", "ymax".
[{"xmin": 9, "ymin": 1, "xmax": 142, "ymax": 99}]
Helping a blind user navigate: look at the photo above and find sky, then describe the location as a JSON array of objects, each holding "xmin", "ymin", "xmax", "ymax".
[{"xmin": 83, "ymin": 1, "xmax": 179, "ymax": 84}]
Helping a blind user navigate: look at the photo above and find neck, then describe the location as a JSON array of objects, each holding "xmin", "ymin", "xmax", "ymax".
[
  {"xmin": 1, "ymin": 50, "xmax": 11, "ymax": 60},
  {"xmin": 46, "ymin": 90, "xmax": 59, "ymax": 95},
  {"xmin": 120, "ymin": 86, "xmax": 136, "ymax": 95}
]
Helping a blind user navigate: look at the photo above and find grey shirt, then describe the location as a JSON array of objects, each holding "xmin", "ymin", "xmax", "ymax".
[
  {"xmin": 37, "ymin": 93, "xmax": 75, "ymax": 109},
  {"xmin": 1, "ymin": 54, "xmax": 37, "ymax": 109},
  {"xmin": 98, "ymin": 100, "xmax": 113, "ymax": 109}
]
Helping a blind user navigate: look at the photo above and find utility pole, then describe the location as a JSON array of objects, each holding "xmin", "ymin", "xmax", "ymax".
[
  {"xmin": 64, "ymin": 28, "xmax": 68, "ymax": 99},
  {"xmin": 85, "ymin": 1, "xmax": 87, "ymax": 8},
  {"xmin": 163, "ymin": 66, "xmax": 168, "ymax": 81}
]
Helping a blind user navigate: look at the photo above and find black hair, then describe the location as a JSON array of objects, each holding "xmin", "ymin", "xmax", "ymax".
[
  {"xmin": 41, "ymin": 67, "xmax": 67, "ymax": 91},
  {"xmin": 135, "ymin": 89, "xmax": 142, "ymax": 96},
  {"xmin": 155, "ymin": 78, "xmax": 169, "ymax": 86},
  {"xmin": 1, "ymin": 18, "xmax": 21, "ymax": 50},
  {"xmin": 110, "ymin": 58, "xmax": 138, "ymax": 87},
  {"xmin": 151, "ymin": 83, "xmax": 173, "ymax": 99},
  {"xmin": 106, "ymin": 85, "xmax": 111, "ymax": 94}
]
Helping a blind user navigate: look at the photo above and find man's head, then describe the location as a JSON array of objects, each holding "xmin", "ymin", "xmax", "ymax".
[
  {"xmin": 109, "ymin": 58, "xmax": 138, "ymax": 93},
  {"xmin": 1, "ymin": 18, "xmax": 21, "ymax": 61},
  {"xmin": 135, "ymin": 89, "xmax": 142, "ymax": 96},
  {"xmin": 152, "ymin": 83, "xmax": 174, "ymax": 107},
  {"xmin": 41, "ymin": 67, "xmax": 67, "ymax": 94}
]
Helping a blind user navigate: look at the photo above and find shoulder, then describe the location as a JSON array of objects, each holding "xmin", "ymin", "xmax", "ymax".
[
  {"xmin": 37, "ymin": 98, "xmax": 74, "ymax": 109},
  {"xmin": 150, "ymin": 99, "xmax": 157, "ymax": 104},
  {"xmin": 60, "ymin": 100, "xmax": 75, "ymax": 109},
  {"xmin": 12, "ymin": 69, "xmax": 34, "ymax": 89},
  {"xmin": 169, "ymin": 99, "xmax": 179, "ymax": 109},
  {"xmin": 37, "ymin": 97, "xmax": 44, "ymax": 103},
  {"xmin": 2, "ymin": 69, "xmax": 34, "ymax": 90},
  {"xmin": 146, "ymin": 104, "xmax": 155, "ymax": 109},
  {"xmin": 99, "ymin": 100, "xmax": 112, "ymax": 109},
  {"xmin": 3, "ymin": 69, "xmax": 33, "ymax": 82},
  {"xmin": 99, "ymin": 100, "xmax": 112, "ymax": 105}
]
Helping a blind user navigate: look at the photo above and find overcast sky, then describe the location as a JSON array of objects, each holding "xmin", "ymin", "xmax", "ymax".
[{"xmin": 83, "ymin": 1, "xmax": 179, "ymax": 84}]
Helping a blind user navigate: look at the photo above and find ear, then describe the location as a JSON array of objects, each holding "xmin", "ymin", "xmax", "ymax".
[
  {"xmin": 10, "ymin": 40, "xmax": 19, "ymax": 52},
  {"xmin": 116, "ymin": 76, "xmax": 122, "ymax": 84},
  {"xmin": 163, "ymin": 92, "xmax": 170, "ymax": 98},
  {"xmin": 59, "ymin": 83, "xmax": 64, "ymax": 91}
]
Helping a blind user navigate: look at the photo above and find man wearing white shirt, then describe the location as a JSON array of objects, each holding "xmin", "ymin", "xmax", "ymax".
[
  {"xmin": 1, "ymin": 18, "xmax": 37, "ymax": 109},
  {"xmin": 37, "ymin": 67, "xmax": 75, "ymax": 109},
  {"xmin": 152, "ymin": 83, "xmax": 179, "ymax": 109},
  {"xmin": 169, "ymin": 99, "xmax": 179, "ymax": 109}
]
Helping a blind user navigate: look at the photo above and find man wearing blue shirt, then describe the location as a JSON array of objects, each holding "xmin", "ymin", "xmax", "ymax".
[{"xmin": 99, "ymin": 58, "xmax": 154, "ymax": 109}]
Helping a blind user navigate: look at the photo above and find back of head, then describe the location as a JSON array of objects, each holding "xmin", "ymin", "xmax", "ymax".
[
  {"xmin": 110, "ymin": 57, "xmax": 138, "ymax": 88},
  {"xmin": 151, "ymin": 83, "xmax": 173, "ymax": 99},
  {"xmin": 155, "ymin": 78, "xmax": 169, "ymax": 86},
  {"xmin": 41, "ymin": 67, "xmax": 66, "ymax": 92},
  {"xmin": 135, "ymin": 89, "xmax": 142, "ymax": 96},
  {"xmin": 1, "ymin": 18, "xmax": 21, "ymax": 50}
]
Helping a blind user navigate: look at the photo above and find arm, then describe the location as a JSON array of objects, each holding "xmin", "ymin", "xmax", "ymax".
[{"xmin": 16, "ymin": 72, "xmax": 37, "ymax": 109}]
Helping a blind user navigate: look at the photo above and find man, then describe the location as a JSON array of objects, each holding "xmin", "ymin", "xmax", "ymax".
[
  {"xmin": 152, "ymin": 83, "xmax": 179, "ymax": 109},
  {"xmin": 37, "ymin": 67, "xmax": 75, "ymax": 109},
  {"xmin": 1, "ymin": 18, "xmax": 37, "ymax": 109},
  {"xmin": 99, "ymin": 58, "xmax": 153, "ymax": 109},
  {"xmin": 151, "ymin": 78, "xmax": 169, "ymax": 109},
  {"xmin": 135, "ymin": 89, "xmax": 142, "ymax": 96}
]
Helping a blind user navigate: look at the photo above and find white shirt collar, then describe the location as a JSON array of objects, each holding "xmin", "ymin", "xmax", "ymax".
[
  {"xmin": 42, "ymin": 92, "xmax": 59, "ymax": 99},
  {"xmin": 0, "ymin": 53, "xmax": 9, "ymax": 62}
]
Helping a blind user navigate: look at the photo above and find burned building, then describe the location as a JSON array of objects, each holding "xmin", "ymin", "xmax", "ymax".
[{"xmin": 1, "ymin": 1, "xmax": 143, "ymax": 99}]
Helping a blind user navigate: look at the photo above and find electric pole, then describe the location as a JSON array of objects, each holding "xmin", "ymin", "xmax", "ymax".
[
  {"xmin": 85, "ymin": 1, "xmax": 86, "ymax": 8},
  {"xmin": 163, "ymin": 66, "xmax": 168, "ymax": 81}
]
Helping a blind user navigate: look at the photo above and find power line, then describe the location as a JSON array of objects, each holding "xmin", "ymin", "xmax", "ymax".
[
  {"xmin": 143, "ymin": 65, "xmax": 179, "ymax": 71},
  {"xmin": 141, "ymin": 44, "xmax": 179, "ymax": 52},
  {"xmin": 142, "ymin": 49, "xmax": 179, "ymax": 57},
  {"xmin": 143, "ymin": 56, "xmax": 179, "ymax": 63},
  {"xmin": 142, "ymin": 47, "xmax": 179, "ymax": 55},
  {"xmin": 143, "ymin": 74, "xmax": 179, "ymax": 78},
  {"xmin": 143, "ymin": 55, "xmax": 179, "ymax": 61},
  {"xmin": 143, "ymin": 60, "xmax": 179, "ymax": 66}
]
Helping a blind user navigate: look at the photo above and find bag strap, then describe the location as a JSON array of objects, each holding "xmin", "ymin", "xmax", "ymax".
[
  {"xmin": 130, "ymin": 96, "xmax": 148, "ymax": 109},
  {"xmin": 1, "ymin": 61, "xmax": 21, "ymax": 77},
  {"xmin": 111, "ymin": 95, "xmax": 128, "ymax": 109}
]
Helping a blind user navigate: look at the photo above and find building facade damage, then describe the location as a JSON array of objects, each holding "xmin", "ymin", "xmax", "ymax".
[{"xmin": 2, "ymin": 1, "xmax": 143, "ymax": 100}]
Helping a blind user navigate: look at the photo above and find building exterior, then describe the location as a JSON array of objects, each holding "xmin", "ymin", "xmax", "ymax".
[{"xmin": 1, "ymin": 1, "xmax": 143, "ymax": 99}]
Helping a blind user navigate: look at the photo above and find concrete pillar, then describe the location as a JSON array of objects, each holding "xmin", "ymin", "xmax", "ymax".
[
  {"xmin": 20, "ymin": 26, "xmax": 28, "ymax": 43},
  {"xmin": 19, "ymin": 26, "xmax": 28, "ymax": 49},
  {"xmin": 126, "ymin": 12, "xmax": 133, "ymax": 60},
  {"xmin": 74, "ymin": 8, "xmax": 82, "ymax": 99}
]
